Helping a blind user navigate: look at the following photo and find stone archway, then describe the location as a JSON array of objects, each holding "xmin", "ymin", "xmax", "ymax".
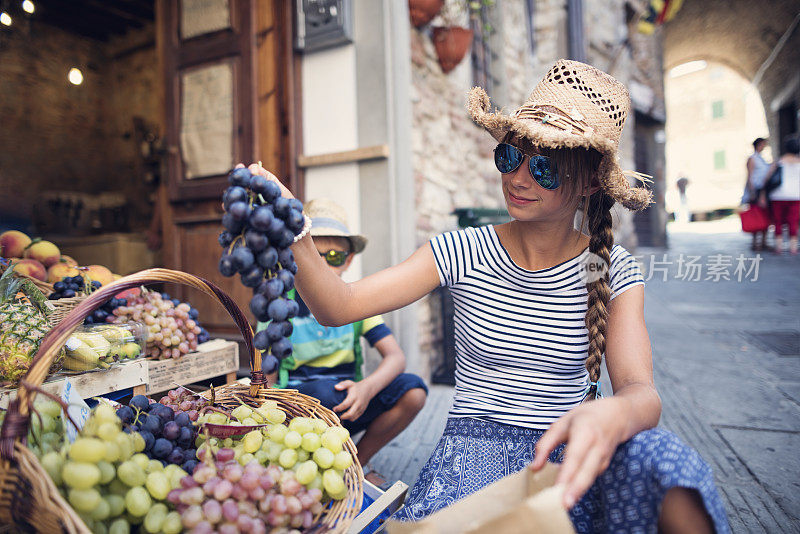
[{"xmin": 664, "ymin": 0, "xmax": 800, "ymax": 151}]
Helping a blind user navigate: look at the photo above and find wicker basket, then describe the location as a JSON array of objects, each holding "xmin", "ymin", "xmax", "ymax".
[
  {"xmin": 0, "ymin": 262, "xmax": 54, "ymax": 296},
  {"xmin": 0, "ymin": 268, "xmax": 364, "ymax": 533},
  {"xmin": 46, "ymin": 295, "xmax": 88, "ymax": 328}
]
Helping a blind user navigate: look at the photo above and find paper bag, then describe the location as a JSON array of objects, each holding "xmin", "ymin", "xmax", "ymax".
[{"xmin": 386, "ymin": 463, "xmax": 575, "ymax": 534}]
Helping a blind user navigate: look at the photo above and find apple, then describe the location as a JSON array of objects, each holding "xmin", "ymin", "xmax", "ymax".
[
  {"xmin": 47, "ymin": 262, "xmax": 81, "ymax": 283},
  {"xmin": 0, "ymin": 231, "xmax": 32, "ymax": 258},
  {"xmin": 83, "ymin": 265, "xmax": 114, "ymax": 286},
  {"xmin": 24, "ymin": 240, "xmax": 61, "ymax": 268},
  {"xmin": 12, "ymin": 259, "xmax": 47, "ymax": 282}
]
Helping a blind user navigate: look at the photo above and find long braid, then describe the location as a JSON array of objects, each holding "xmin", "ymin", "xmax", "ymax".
[{"xmin": 585, "ymin": 191, "xmax": 615, "ymax": 399}]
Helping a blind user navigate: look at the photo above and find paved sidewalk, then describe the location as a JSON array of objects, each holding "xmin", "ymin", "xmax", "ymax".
[{"xmin": 370, "ymin": 218, "xmax": 799, "ymax": 532}]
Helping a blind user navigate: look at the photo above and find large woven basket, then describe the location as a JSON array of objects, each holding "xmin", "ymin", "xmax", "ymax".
[{"xmin": 0, "ymin": 268, "xmax": 364, "ymax": 533}]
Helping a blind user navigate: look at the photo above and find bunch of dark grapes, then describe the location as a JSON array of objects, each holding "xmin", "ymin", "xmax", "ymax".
[
  {"xmin": 84, "ymin": 296, "xmax": 127, "ymax": 325},
  {"xmin": 169, "ymin": 447, "xmax": 323, "ymax": 533},
  {"xmin": 218, "ymin": 167, "xmax": 305, "ymax": 374},
  {"xmin": 49, "ymin": 275, "xmax": 100, "ymax": 299},
  {"xmin": 117, "ymin": 394, "xmax": 199, "ymax": 475}
]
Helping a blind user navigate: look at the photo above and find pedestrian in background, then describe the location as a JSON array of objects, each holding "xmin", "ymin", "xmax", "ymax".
[
  {"xmin": 676, "ymin": 175, "xmax": 690, "ymax": 223},
  {"xmin": 768, "ymin": 137, "xmax": 800, "ymax": 254},
  {"xmin": 743, "ymin": 137, "xmax": 772, "ymax": 251}
]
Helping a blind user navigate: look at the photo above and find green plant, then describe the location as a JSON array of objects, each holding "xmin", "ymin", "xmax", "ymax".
[{"xmin": 439, "ymin": 0, "xmax": 495, "ymax": 34}]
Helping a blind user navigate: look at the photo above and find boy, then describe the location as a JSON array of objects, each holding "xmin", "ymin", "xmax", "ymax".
[{"xmin": 262, "ymin": 198, "xmax": 427, "ymax": 470}]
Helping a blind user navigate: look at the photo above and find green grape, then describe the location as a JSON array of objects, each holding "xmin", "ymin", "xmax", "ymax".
[
  {"xmin": 289, "ymin": 417, "xmax": 314, "ymax": 435},
  {"xmin": 143, "ymin": 503, "xmax": 167, "ymax": 533},
  {"xmin": 114, "ymin": 433, "xmax": 134, "ymax": 461},
  {"xmin": 117, "ymin": 461, "xmax": 146, "ymax": 487},
  {"xmin": 309, "ymin": 473, "xmax": 324, "ymax": 492},
  {"xmin": 89, "ymin": 496, "xmax": 111, "ymax": 521},
  {"xmin": 146, "ymin": 459, "xmax": 163, "ymax": 473},
  {"xmin": 267, "ymin": 423, "xmax": 288, "ymax": 443},
  {"xmin": 313, "ymin": 448, "xmax": 334, "ymax": 470},
  {"xmin": 62, "ymin": 461, "xmax": 101, "ymax": 489},
  {"xmin": 259, "ymin": 400, "xmax": 279, "ymax": 410},
  {"xmin": 279, "ymin": 448, "xmax": 298, "ymax": 469},
  {"xmin": 125, "ymin": 486, "xmax": 151, "ymax": 517},
  {"xmin": 35, "ymin": 398, "xmax": 62, "ymax": 418},
  {"xmin": 194, "ymin": 435, "xmax": 205, "ymax": 448},
  {"xmin": 241, "ymin": 417, "xmax": 258, "ymax": 426},
  {"xmin": 311, "ymin": 418, "xmax": 329, "ymax": 434},
  {"xmin": 107, "ymin": 478, "xmax": 129, "ymax": 495},
  {"xmin": 93, "ymin": 404, "xmax": 118, "ymax": 424},
  {"xmin": 208, "ymin": 412, "xmax": 227, "ymax": 424},
  {"xmin": 265, "ymin": 441, "xmax": 284, "ymax": 463},
  {"xmin": 126, "ymin": 510, "xmax": 144, "ymax": 525},
  {"xmin": 255, "ymin": 450, "xmax": 269, "ymax": 465},
  {"xmin": 323, "ymin": 469, "xmax": 347, "ymax": 500},
  {"xmin": 238, "ymin": 452, "xmax": 256, "ymax": 466},
  {"xmin": 295, "ymin": 460, "xmax": 319, "ymax": 485},
  {"xmin": 231, "ymin": 405, "xmax": 253, "ymax": 421},
  {"xmin": 103, "ymin": 441, "xmax": 121, "ymax": 463},
  {"xmin": 301, "ymin": 432, "xmax": 321, "ymax": 452},
  {"xmin": 131, "ymin": 433, "xmax": 145, "ymax": 453},
  {"xmin": 68, "ymin": 488, "xmax": 102, "ymax": 512},
  {"xmin": 108, "ymin": 518, "xmax": 130, "ymax": 534},
  {"xmin": 222, "ymin": 438, "xmax": 234, "ymax": 447},
  {"xmin": 332, "ymin": 426, "xmax": 351, "ymax": 442},
  {"xmin": 97, "ymin": 422, "xmax": 120, "ymax": 441},
  {"xmin": 105, "ymin": 494, "xmax": 126, "ymax": 518},
  {"xmin": 42, "ymin": 432, "xmax": 61, "ymax": 446},
  {"xmin": 131, "ymin": 453, "xmax": 149, "ymax": 471},
  {"xmin": 233, "ymin": 445, "xmax": 243, "ymax": 460},
  {"xmin": 69, "ymin": 438, "xmax": 107, "ymax": 463},
  {"xmin": 145, "ymin": 472, "xmax": 170, "ymax": 500},
  {"xmin": 78, "ymin": 514, "xmax": 95, "ymax": 532},
  {"xmin": 254, "ymin": 407, "xmax": 269, "ymax": 422},
  {"xmin": 94, "ymin": 520, "xmax": 108, "ymax": 534},
  {"xmin": 161, "ymin": 511, "xmax": 182, "ymax": 534},
  {"xmin": 98, "ymin": 461, "xmax": 116, "ymax": 484},
  {"xmin": 242, "ymin": 430, "xmax": 263, "ymax": 453},
  {"xmin": 166, "ymin": 467, "xmax": 187, "ymax": 489},
  {"xmin": 297, "ymin": 449, "xmax": 310, "ymax": 463},
  {"xmin": 266, "ymin": 408, "xmax": 286, "ymax": 424},
  {"xmin": 321, "ymin": 431, "xmax": 343, "ymax": 454},
  {"xmin": 333, "ymin": 450, "xmax": 353, "ymax": 471},
  {"xmin": 283, "ymin": 431, "xmax": 302, "ymax": 449},
  {"xmin": 41, "ymin": 451, "xmax": 64, "ymax": 485}
]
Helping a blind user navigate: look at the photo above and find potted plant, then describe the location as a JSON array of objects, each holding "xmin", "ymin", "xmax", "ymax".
[
  {"xmin": 409, "ymin": 0, "xmax": 444, "ymax": 28},
  {"xmin": 431, "ymin": 1, "xmax": 493, "ymax": 74}
]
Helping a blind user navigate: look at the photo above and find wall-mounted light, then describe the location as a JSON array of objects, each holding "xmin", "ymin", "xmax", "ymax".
[
  {"xmin": 22, "ymin": 1, "xmax": 34, "ymax": 14},
  {"xmin": 0, "ymin": 12, "xmax": 12, "ymax": 26},
  {"xmin": 68, "ymin": 67, "xmax": 83, "ymax": 85}
]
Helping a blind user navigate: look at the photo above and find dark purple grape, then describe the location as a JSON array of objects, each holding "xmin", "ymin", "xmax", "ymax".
[
  {"xmin": 183, "ymin": 448, "xmax": 196, "ymax": 463},
  {"xmin": 249, "ymin": 175, "xmax": 270, "ymax": 195},
  {"xmin": 256, "ymin": 248, "xmax": 278, "ymax": 270},
  {"xmin": 228, "ymin": 201, "xmax": 251, "ymax": 222},
  {"xmin": 218, "ymin": 255, "xmax": 236, "ymax": 277},
  {"xmin": 175, "ymin": 412, "xmax": 192, "ymax": 427},
  {"xmin": 163, "ymin": 421, "xmax": 180, "ymax": 440},
  {"xmin": 276, "ymin": 269, "xmax": 294, "ymax": 292},
  {"xmin": 266, "ymin": 218, "xmax": 286, "ymax": 243},
  {"xmin": 84, "ymin": 316, "xmax": 95, "ymax": 325},
  {"xmin": 262, "ymin": 354, "xmax": 279, "ymax": 374},
  {"xmin": 189, "ymin": 308, "xmax": 199, "ymax": 319},
  {"xmin": 288, "ymin": 198, "xmax": 304, "ymax": 213},
  {"xmin": 260, "ymin": 278, "xmax": 284, "ymax": 300},
  {"xmin": 270, "ymin": 337, "xmax": 293, "ymax": 359},
  {"xmin": 231, "ymin": 247, "xmax": 255, "ymax": 272},
  {"xmin": 139, "ymin": 430, "xmax": 155, "ymax": 452},
  {"xmin": 273, "ymin": 197, "xmax": 291, "ymax": 219},
  {"xmin": 240, "ymin": 265, "xmax": 265, "ymax": 288},
  {"xmin": 265, "ymin": 321, "xmax": 285, "ymax": 343},
  {"xmin": 250, "ymin": 294, "xmax": 270, "ymax": 322},
  {"xmin": 182, "ymin": 460, "xmax": 198, "ymax": 474},
  {"xmin": 228, "ymin": 167, "xmax": 252, "ymax": 187},
  {"xmin": 248, "ymin": 206, "xmax": 274, "ymax": 232},
  {"xmin": 286, "ymin": 299, "xmax": 299, "ymax": 319},
  {"xmin": 168, "ymin": 448, "xmax": 185, "ymax": 465},
  {"xmin": 223, "ymin": 186, "xmax": 248, "ymax": 209},
  {"xmin": 277, "ymin": 248, "xmax": 294, "ymax": 268},
  {"xmin": 286, "ymin": 209, "xmax": 305, "ymax": 233},
  {"xmin": 267, "ymin": 299, "xmax": 289, "ymax": 322},
  {"xmin": 142, "ymin": 414, "xmax": 162, "ymax": 435},
  {"xmin": 262, "ymin": 180, "xmax": 282, "ymax": 203},
  {"xmin": 116, "ymin": 406, "xmax": 134, "ymax": 424},
  {"xmin": 253, "ymin": 329, "xmax": 270, "ymax": 351},
  {"xmin": 152, "ymin": 438, "xmax": 174, "ymax": 459},
  {"xmin": 218, "ymin": 231, "xmax": 235, "ymax": 248},
  {"xmin": 62, "ymin": 289, "xmax": 76, "ymax": 298},
  {"xmin": 244, "ymin": 229, "xmax": 268, "ymax": 252},
  {"xmin": 276, "ymin": 228, "xmax": 295, "ymax": 248},
  {"xmin": 129, "ymin": 395, "xmax": 150, "ymax": 412},
  {"xmin": 222, "ymin": 213, "xmax": 244, "ymax": 234},
  {"xmin": 281, "ymin": 320, "xmax": 293, "ymax": 337},
  {"xmin": 286, "ymin": 261, "xmax": 298, "ymax": 275},
  {"xmin": 53, "ymin": 281, "xmax": 66, "ymax": 292}
]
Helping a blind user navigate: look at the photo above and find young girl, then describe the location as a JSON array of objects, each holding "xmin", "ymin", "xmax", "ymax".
[{"xmin": 247, "ymin": 60, "xmax": 729, "ymax": 533}]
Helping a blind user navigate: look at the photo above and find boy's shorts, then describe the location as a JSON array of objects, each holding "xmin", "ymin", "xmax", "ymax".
[{"xmin": 293, "ymin": 373, "xmax": 428, "ymax": 434}]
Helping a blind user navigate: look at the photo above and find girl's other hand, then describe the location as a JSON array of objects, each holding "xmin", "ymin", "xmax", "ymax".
[
  {"xmin": 235, "ymin": 162, "xmax": 296, "ymax": 200},
  {"xmin": 530, "ymin": 398, "xmax": 626, "ymax": 509}
]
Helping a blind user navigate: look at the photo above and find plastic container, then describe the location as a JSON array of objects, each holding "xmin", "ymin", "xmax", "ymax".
[{"xmin": 61, "ymin": 322, "xmax": 146, "ymax": 372}]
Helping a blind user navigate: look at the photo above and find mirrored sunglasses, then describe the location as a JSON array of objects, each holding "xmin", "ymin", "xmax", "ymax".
[
  {"xmin": 319, "ymin": 249, "xmax": 350, "ymax": 267},
  {"xmin": 493, "ymin": 143, "xmax": 560, "ymax": 190}
]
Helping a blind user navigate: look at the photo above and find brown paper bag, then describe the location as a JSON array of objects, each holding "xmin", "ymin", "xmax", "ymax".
[{"xmin": 386, "ymin": 463, "xmax": 575, "ymax": 534}]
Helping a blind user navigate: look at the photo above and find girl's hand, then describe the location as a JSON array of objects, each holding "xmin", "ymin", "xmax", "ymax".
[
  {"xmin": 235, "ymin": 163, "xmax": 295, "ymax": 200},
  {"xmin": 530, "ymin": 398, "xmax": 627, "ymax": 509}
]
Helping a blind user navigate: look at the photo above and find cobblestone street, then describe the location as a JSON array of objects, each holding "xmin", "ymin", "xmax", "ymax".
[{"xmin": 371, "ymin": 217, "xmax": 800, "ymax": 532}]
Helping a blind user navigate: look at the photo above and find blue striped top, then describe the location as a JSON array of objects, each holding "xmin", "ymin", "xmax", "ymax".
[{"xmin": 430, "ymin": 225, "xmax": 644, "ymax": 429}]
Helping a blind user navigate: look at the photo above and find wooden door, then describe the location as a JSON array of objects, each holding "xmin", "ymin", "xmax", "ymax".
[{"xmin": 156, "ymin": 0, "xmax": 301, "ymax": 337}]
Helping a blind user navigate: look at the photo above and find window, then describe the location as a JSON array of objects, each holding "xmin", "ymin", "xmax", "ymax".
[
  {"xmin": 713, "ymin": 150, "xmax": 726, "ymax": 170},
  {"xmin": 711, "ymin": 100, "xmax": 724, "ymax": 119}
]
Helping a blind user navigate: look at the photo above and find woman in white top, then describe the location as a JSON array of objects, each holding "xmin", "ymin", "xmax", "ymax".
[
  {"xmin": 769, "ymin": 137, "xmax": 800, "ymax": 254},
  {"xmin": 744, "ymin": 138, "xmax": 772, "ymax": 251}
]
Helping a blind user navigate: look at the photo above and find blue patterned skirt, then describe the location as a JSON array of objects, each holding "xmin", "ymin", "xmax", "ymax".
[{"xmin": 393, "ymin": 417, "xmax": 730, "ymax": 533}]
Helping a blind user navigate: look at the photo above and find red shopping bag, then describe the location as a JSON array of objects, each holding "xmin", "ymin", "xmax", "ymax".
[{"xmin": 739, "ymin": 205, "xmax": 769, "ymax": 233}]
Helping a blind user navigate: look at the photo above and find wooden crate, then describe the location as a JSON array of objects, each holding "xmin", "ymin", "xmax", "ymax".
[
  {"xmin": 145, "ymin": 339, "xmax": 238, "ymax": 395},
  {"xmin": 0, "ymin": 359, "xmax": 148, "ymax": 409},
  {"xmin": 55, "ymin": 232, "xmax": 157, "ymax": 275}
]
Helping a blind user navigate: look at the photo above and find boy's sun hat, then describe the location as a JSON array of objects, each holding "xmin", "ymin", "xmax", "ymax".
[
  {"xmin": 305, "ymin": 198, "xmax": 367, "ymax": 254},
  {"xmin": 467, "ymin": 59, "xmax": 652, "ymax": 211}
]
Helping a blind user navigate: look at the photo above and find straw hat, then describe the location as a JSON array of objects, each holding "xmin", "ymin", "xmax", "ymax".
[
  {"xmin": 305, "ymin": 198, "xmax": 367, "ymax": 254},
  {"xmin": 467, "ymin": 59, "xmax": 652, "ymax": 211}
]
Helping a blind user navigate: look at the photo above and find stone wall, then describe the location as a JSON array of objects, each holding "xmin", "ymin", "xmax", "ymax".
[{"xmin": 0, "ymin": 21, "xmax": 159, "ymax": 231}]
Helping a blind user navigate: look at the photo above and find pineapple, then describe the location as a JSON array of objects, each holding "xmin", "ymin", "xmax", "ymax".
[{"xmin": 0, "ymin": 267, "xmax": 63, "ymax": 385}]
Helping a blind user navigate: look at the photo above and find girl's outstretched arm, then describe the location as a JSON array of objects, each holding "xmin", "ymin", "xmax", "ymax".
[{"xmin": 246, "ymin": 163, "xmax": 441, "ymax": 326}]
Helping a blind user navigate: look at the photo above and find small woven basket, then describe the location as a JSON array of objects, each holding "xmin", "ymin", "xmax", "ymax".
[
  {"xmin": 0, "ymin": 263, "xmax": 54, "ymax": 296},
  {"xmin": 46, "ymin": 295, "xmax": 88, "ymax": 328},
  {"xmin": 0, "ymin": 268, "xmax": 364, "ymax": 533}
]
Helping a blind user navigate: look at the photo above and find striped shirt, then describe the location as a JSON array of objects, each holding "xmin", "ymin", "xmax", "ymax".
[{"xmin": 430, "ymin": 225, "xmax": 644, "ymax": 429}]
